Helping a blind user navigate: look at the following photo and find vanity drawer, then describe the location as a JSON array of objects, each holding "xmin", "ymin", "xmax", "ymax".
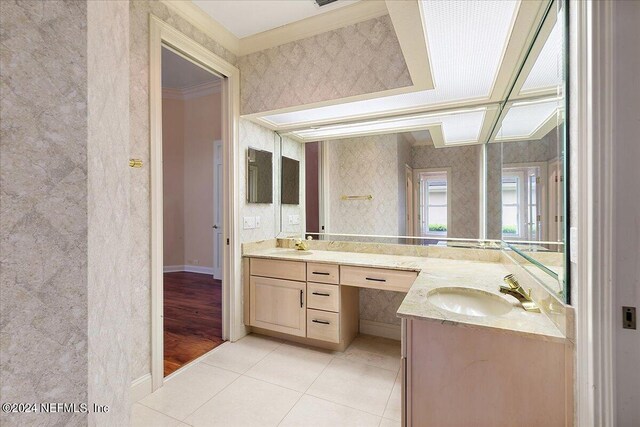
[
  {"xmin": 340, "ymin": 265, "xmax": 418, "ymax": 292},
  {"xmin": 306, "ymin": 309, "xmax": 340, "ymax": 343},
  {"xmin": 307, "ymin": 282, "xmax": 340, "ymax": 312},
  {"xmin": 307, "ymin": 262, "xmax": 339, "ymax": 284},
  {"xmin": 250, "ymin": 258, "xmax": 306, "ymax": 282}
]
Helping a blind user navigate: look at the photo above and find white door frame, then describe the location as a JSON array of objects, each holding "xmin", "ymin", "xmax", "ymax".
[
  {"xmin": 573, "ymin": 0, "xmax": 616, "ymax": 425},
  {"xmin": 149, "ymin": 16, "xmax": 242, "ymax": 391}
]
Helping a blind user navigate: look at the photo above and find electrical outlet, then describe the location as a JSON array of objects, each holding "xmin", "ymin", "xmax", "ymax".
[
  {"xmin": 255, "ymin": 216, "xmax": 261, "ymax": 228},
  {"xmin": 623, "ymin": 307, "xmax": 636, "ymax": 329},
  {"xmin": 243, "ymin": 216, "xmax": 255, "ymax": 229},
  {"xmin": 289, "ymin": 214, "xmax": 300, "ymax": 225}
]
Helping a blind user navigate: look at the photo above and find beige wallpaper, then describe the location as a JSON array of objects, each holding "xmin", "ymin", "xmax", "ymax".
[
  {"xmin": 326, "ymin": 135, "xmax": 402, "ymax": 236},
  {"xmin": 87, "ymin": 0, "xmax": 131, "ymax": 424},
  {"xmin": 237, "ymin": 15, "xmax": 412, "ymax": 115},
  {"xmin": 239, "ymin": 119, "xmax": 279, "ymax": 243},
  {"xmin": 412, "ymin": 144, "xmax": 482, "ymax": 239},
  {"xmin": 129, "ymin": 1, "xmax": 238, "ymax": 381},
  {"xmin": 0, "ymin": 2, "xmax": 89, "ymax": 426},
  {"xmin": 324, "ymin": 134, "xmax": 410, "ymax": 327}
]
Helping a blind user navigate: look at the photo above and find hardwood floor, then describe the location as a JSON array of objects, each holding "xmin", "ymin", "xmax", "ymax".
[{"xmin": 163, "ymin": 272, "xmax": 224, "ymax": 376}]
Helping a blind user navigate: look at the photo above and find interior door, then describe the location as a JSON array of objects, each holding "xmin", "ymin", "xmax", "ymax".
[{"xmin": 213, "ymin": 140, "xmax": 223, "ymax": 279}]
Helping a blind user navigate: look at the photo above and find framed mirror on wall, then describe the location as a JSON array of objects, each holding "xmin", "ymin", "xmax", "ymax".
[{"xmin": 272, "ymin": 0, "xmax": 568, "ymax": 302}]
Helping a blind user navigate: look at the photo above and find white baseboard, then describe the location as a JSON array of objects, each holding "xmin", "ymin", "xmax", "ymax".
[
  {"xmin": 163, "ymin": 265, "xmax": 215, "ymax": 275},
  {"xmin": 359, "ymin": 319, "xmax": 401, "ymax": 340},
  {"xmin": 130, "ymin": 373, "xmax": 152, "ymax": 403}
]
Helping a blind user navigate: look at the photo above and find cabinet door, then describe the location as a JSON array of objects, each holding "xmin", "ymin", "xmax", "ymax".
[{"xmin": 250, "ymin": 276, "xmax": 306, "ymax": 337}]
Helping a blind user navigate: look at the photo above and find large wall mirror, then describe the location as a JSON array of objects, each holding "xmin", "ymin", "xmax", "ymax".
[{"xmin": 275, "ymin": 0, "xmax": 568, "ymax": 301}]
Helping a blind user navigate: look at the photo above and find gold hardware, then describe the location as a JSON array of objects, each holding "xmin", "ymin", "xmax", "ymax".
[
  {"xmin": 340, "ymin": 194, "xmax": 373, "ymax": 201},
  {"xmin": 499, "ymin": 274, "xmax": 541, "ymax": 313},
  {"xmin": 129, "ymin": 159, "xmax": 143, "ymax": 168},
  {"xmin": 294, "ymin": 238, "xmax": 309, "ymax": 251}
]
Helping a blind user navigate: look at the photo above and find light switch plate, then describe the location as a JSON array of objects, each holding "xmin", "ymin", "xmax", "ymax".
[
  {"xmin": 243, "ymin": 216, "xmax": 255, "ymax": 229},
  {"xmin": 255, "ymin": 216, "xmax": 261, "ymax": 228}
]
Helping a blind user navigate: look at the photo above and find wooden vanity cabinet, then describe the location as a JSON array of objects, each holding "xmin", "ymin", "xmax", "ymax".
[
  {"xmin": 249, "ymin": 275, "xmax": 306, "ymax": 337},
  {"xmin": 245, "ymin": 257, "xmax": 359, "ymax": 350}
]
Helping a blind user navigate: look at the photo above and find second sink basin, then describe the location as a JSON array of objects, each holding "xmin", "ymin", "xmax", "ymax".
[{"xmin": 427, "ymin": 287, "xmax": 512, "ymax": 317}]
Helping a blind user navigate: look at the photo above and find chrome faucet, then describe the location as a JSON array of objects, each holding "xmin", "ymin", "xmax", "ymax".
[{"xmin": 499, "ymin": 274, "xmax": 541, "ymax": 313}]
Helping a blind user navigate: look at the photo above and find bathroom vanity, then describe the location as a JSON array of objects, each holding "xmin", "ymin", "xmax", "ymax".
[
  {"xmin": 243, "ymin": 251, "xmax": 418, "ymax": 351},
  {"xmin": 243, "ymin": 244, "xmax": 572, "ymax": 427}
]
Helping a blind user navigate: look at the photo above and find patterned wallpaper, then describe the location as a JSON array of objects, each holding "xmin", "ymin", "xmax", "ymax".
[
  {"xmin": 412, "ymin": 144, "xmax": 482, "ymax": 239},
  {"xmin": 326, "ymin": 135, "xmax": 402, "ymax": 236},
  {"xmin": 129, "ymin": 0, "xmax": 237, "ymax": 381},
  {"xmin": 324, "ymin": 135, "xmax": 411, "ymax": 326},
  {"xmin": 237, "ymin": 15, "xmax": 412, "ymax": 115},
  {"xmin": 0, "ymin": 2, "xmax": 89, "ymax": 425},
  {"xmin": 87, "ymin": 1, "xmax": 131, "ymax": 424},
  {"xmin": 239, "ymin": 119, "xmax": 279, "ymax": 242}
]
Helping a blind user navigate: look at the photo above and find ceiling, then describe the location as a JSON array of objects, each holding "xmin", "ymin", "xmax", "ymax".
[
  {"xmin": 161, "ymin": 47, "xmax": 220, "ymax": 90},
  {"xmin": 192, "ymin": 0, "xmax": 359, "ymax": 38}
]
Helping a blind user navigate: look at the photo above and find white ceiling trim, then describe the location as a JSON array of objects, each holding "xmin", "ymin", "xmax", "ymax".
[
  {"xmin": 249, "ymin": 0, "xmax": 550, "ymax": 135},
  {"xmin": 240, "ymin": 1, "xmax": 389, "ymax": 55},
  {"xmin": 162, "ymin": 0, "xmax": 240, "ymax": 54},
  {"xmin": 161, "ymin": 0, "xmax": 389, "ymax": 57},
  {"xmin": 381, "ymin": 0, "xmax": 434, "ymax": 90}
]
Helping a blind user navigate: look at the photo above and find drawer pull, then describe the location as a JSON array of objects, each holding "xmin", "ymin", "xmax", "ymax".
[
  {"xmin": 312, "ymin": 319, "xmax": 331, "ymax": 325},
  {"xmin": 312, "ymin": 292, "xmax": 331, "ymax": 297},
  {"xmin": 312, "ymin": 271, "xmax": 330, "ymax": 276},
  {"xmin": 300, "ymin": 290, "xmax": 304, "ymax": 308},
  {"xmin": 366, "ymin": 277, "xmax": 386, "ymax": 282}
]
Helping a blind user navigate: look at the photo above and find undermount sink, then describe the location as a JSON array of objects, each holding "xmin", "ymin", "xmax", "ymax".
[{"xmin": 427, "ymin": 287, "xmax": 512, "ymax": 317}]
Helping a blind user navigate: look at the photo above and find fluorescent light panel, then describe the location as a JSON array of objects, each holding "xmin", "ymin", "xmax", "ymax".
[
  {"xmin": 495, "ymin": 99, "xmax": 559, "ymax": 140},
  {"xmin": 261, "ymin": 0, "xmax": 519, "ymax": 128},
  {"xmin": 290, "ymin": 109, "xmax": 486, "ymax": 144}
]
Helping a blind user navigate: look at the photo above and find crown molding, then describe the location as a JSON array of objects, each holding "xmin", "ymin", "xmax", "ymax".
[
  {"xmin": 239, "ymin": 0, "xmax": 389, "ymax": 56},
  {"xmin": 162, "ymin": 80, "xmax": 222, "ymax": 100},
  {"xmin": 161, "ymin": 0, "xmax": 389, "ymax": 58},
  {"xmin": 161, "ymin": 0, "xmax": 241, "ymax": 55}
]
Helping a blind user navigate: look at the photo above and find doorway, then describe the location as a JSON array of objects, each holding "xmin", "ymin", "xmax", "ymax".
[{"xmin": 161, "ymin": 46, "xmax": 224, "ymax": 376}]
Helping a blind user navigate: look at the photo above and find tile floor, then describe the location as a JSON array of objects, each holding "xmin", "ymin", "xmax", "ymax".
[{"xmin": 133, "ymin": 334, "xmax": 402, "ymax": 427}]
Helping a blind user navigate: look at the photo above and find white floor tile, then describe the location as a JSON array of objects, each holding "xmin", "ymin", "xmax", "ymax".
[
  {"xmin": 337, "ymin": 335, "xmax": 401, "ymax": 372},
  {"xmin": 279, "ymin": 395, "xmax": 381, "ymax": 427},
  {"xmin": 382, "ymin": 371, "xmax": 402, "ymax": 421},
  {"xmin": 306, "ymin": 358, "xmax": 397, "ymax": 416},
  {"xmin": 379, "ymin": 418, "xmax": 401, "ymax": 427},
  {"xmin": 139, "ymin": 363, "xmax": 239, "ymax": 421},
  {"xmin": 185, "ymin": 376, "xmax": 301, "ymax": 427},
  {"xmin": 131, "ymin": 404, "xmax": 189, "ymax": 427},
  {"xmin": 244, "ymin": 343, "xmax": 333, "ymax": 392},
  {"xmin": 201, "ymin": 334, "xmax": 281, "ymax": 374}
]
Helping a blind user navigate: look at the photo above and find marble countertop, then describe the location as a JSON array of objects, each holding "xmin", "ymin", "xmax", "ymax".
[{"xmin": 243, "ymin": 248, "xmax": 565, "ymax": 342}]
